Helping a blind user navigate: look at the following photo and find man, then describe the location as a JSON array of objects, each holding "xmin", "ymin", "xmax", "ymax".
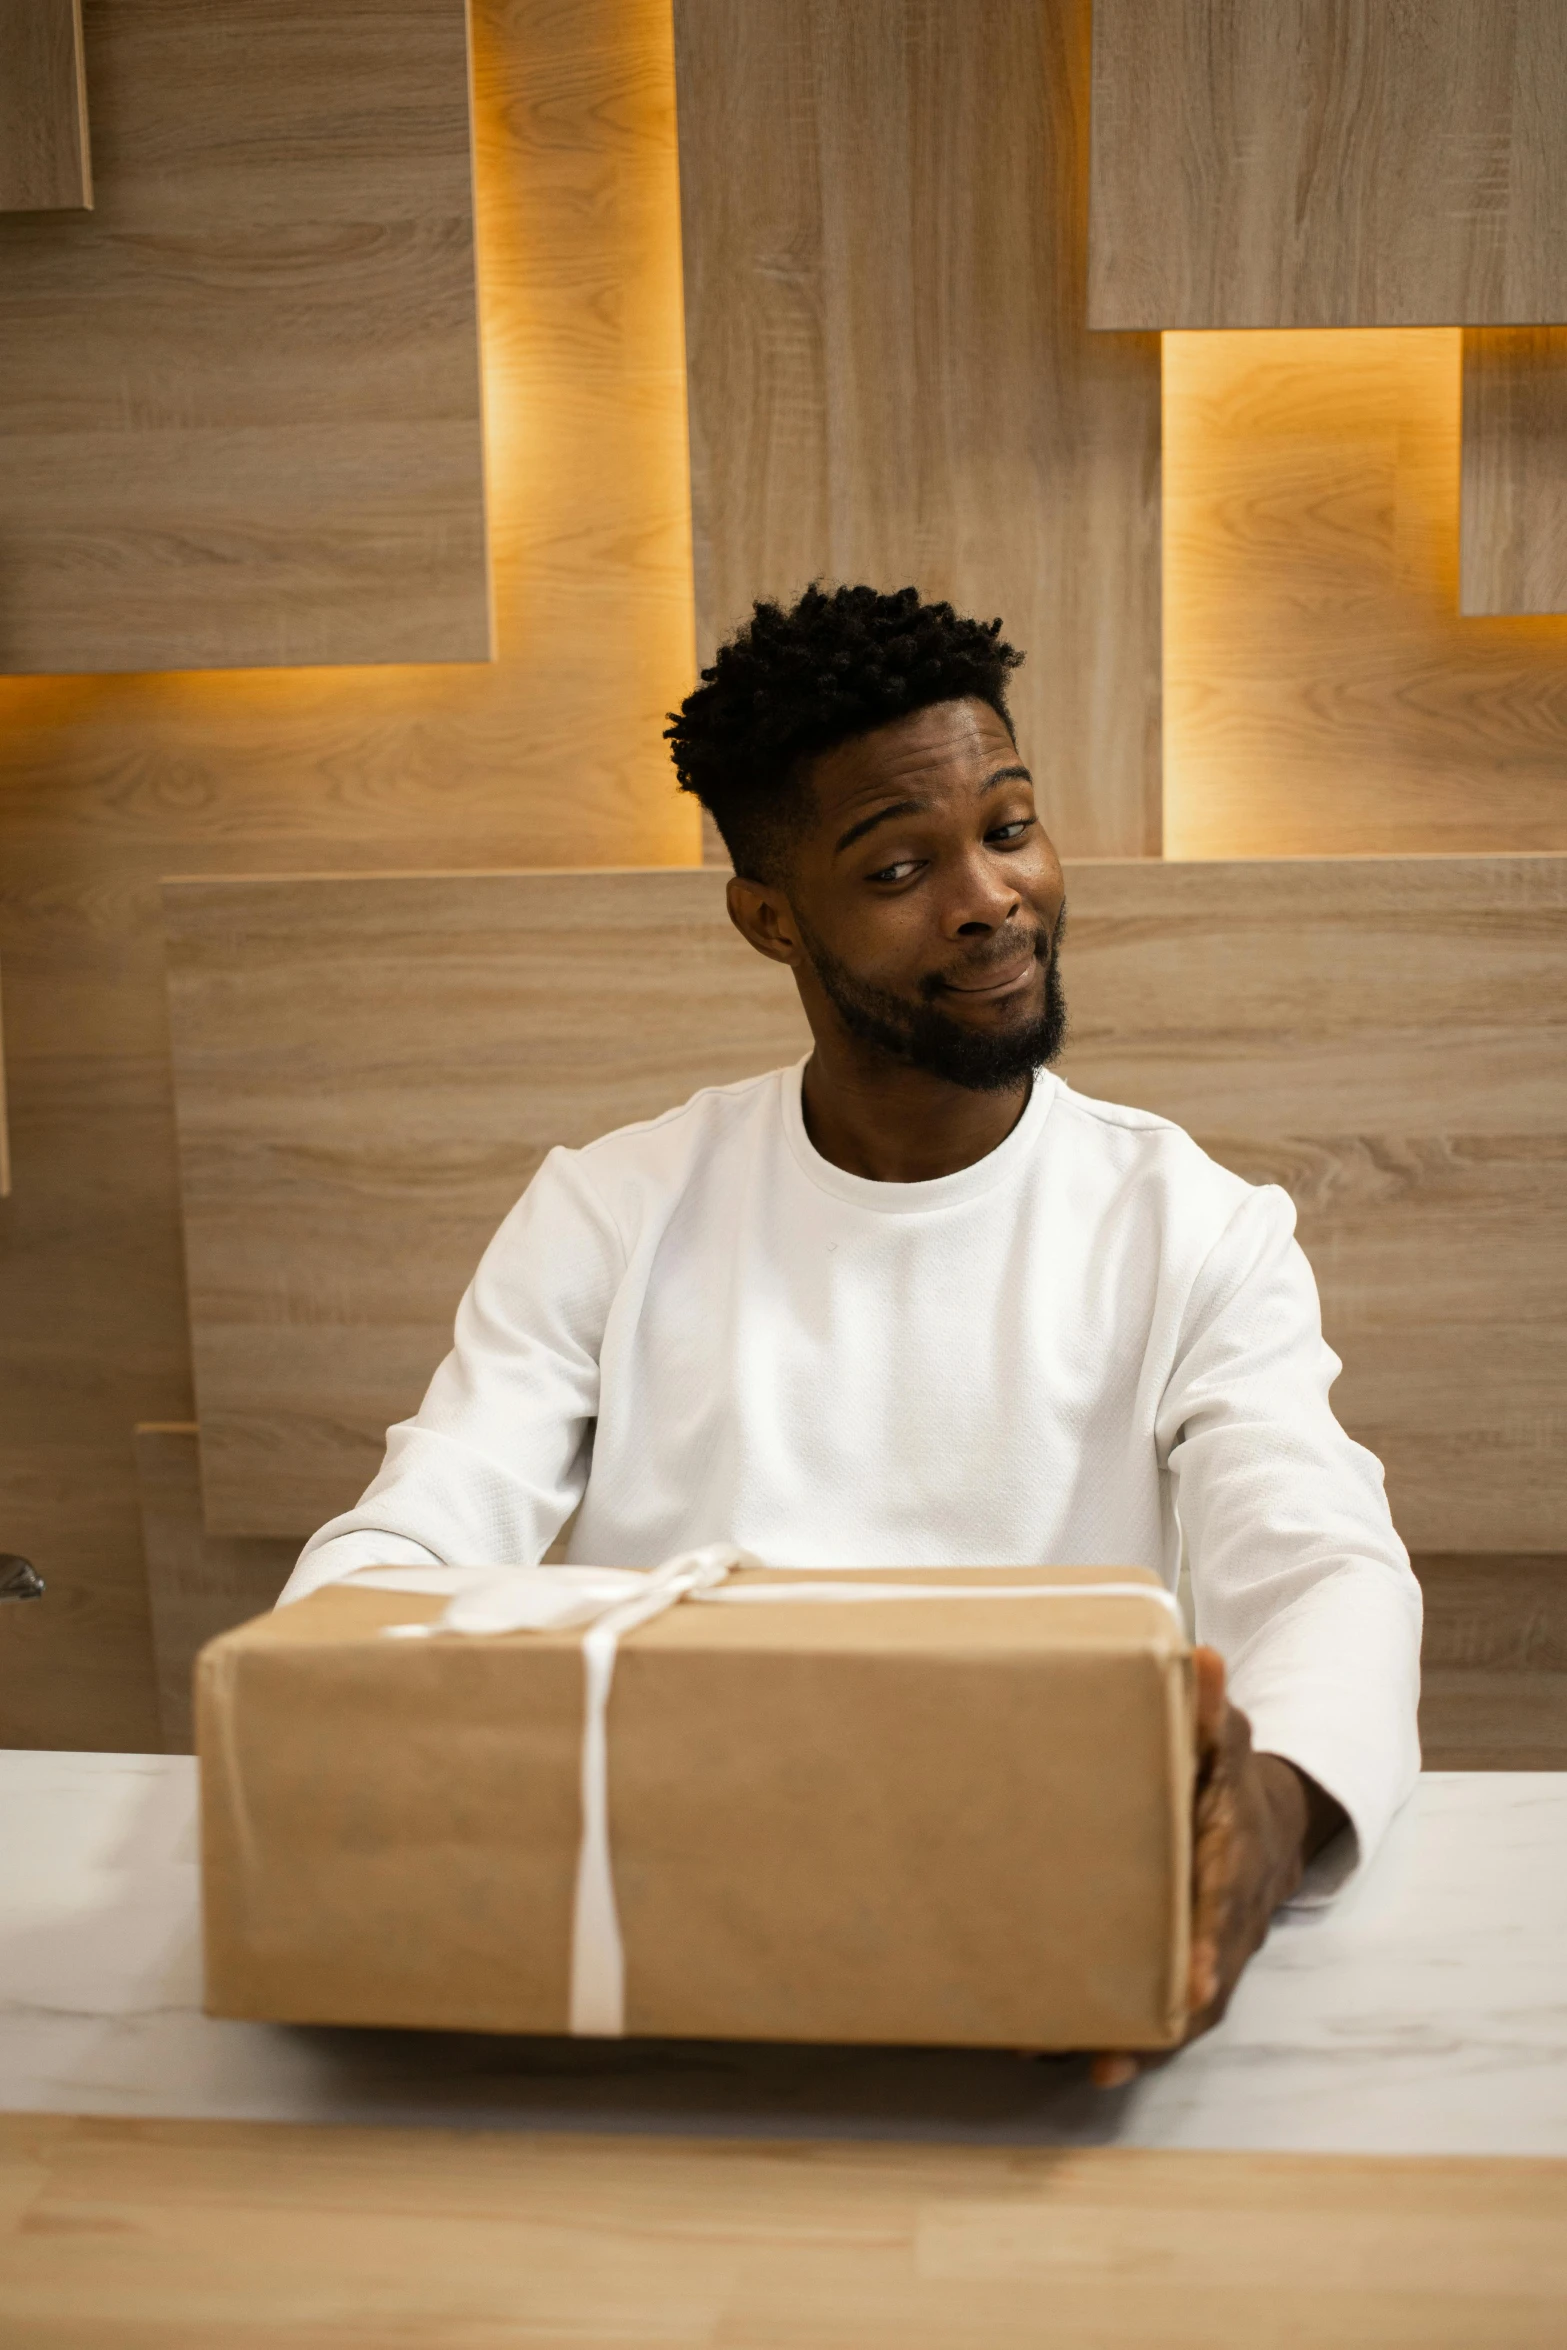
[{"xmin": 285, "ymin": 584, "xmax": 1422, "ymax": 2072}]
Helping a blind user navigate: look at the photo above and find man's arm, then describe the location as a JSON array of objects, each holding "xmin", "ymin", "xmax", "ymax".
[
  {"xmin": 280, "ymin": 1146, "xmax": 625, "ymax": 1602},
  {"xmin": 1158, "ymin": 1182, "xmax": 1423, "ymax": 1891},
  {"xmin": 1087, "ymin": 1180, "xmax": 1422, "ymax": 2084}
]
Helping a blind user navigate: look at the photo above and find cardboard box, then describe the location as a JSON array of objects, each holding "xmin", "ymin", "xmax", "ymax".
[{"xmin": 198, "ymin": 1564, "xmax": 1193, "ymax": 2050}]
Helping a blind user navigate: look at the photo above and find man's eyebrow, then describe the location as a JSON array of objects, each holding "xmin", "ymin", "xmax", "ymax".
[
  {"xmin": 833, "ymin": 797, "xmax": 922, "ymax": 855},
  {"xmin": 832, "ymin": 763, "xmax": 1034, "ymax": 857}
]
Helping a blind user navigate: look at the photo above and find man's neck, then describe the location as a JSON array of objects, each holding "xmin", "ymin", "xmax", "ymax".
[{"xmin": 798, "ymin": 1040, "xmax": 1033, "ymax": 1184}]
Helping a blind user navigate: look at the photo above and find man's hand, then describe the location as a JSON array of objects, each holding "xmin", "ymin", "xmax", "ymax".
[{"xmin": 1090, "ymin": 1644, "xmax": 1348, "ymax": 2090}]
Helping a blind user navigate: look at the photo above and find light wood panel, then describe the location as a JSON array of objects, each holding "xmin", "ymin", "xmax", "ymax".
[
  {"xmin": 1417, "ymin": 1551, "xmax": 1567, "ymax": 1768},
  {"xmin": 0, "ymin": 0, "xmax": 90, "ymax": 212},
  {"xmin": 163, "ymin": 868, "xmax": 810, "ymax": 1535},
  {"xmin": 133, "ymin": 1425, "xmax": 294, "ymax": 1752},
  {"xmin": 0, "ymin": 0, "xmax": 489, "ymax": 672},
  {"xmin": 674, "ymin": 0, "xmax": 1162, "ymax": 862},
  {"xmin": 4, "ymin": 2116, "xmax": 1566, "ymax": 2346},
  {"xmin": 0, "ymin": 0, "xmax": 698, "ymax": 1751},
  {"xmin": 1461, "ymin": 330, "xmax": 1567, "ymax": 615},
  {"xmin": 163, "ymin": 856, "xmax": 1567, "ymax": 1554},
  {"xmin": 1090, "ymin": 1, "xmax": 1567, "ymax": 329},
  {"xmin": 1066, "ymin": 857, "xmax": 1567, "ymax": 1555},
  {"xmin": 0, "ymin": 954, "xmax": 9, "ymax": 1198},
  {"xmin": 1163, "ymin": 329, "xmax": 1567, "ymax": 860}
]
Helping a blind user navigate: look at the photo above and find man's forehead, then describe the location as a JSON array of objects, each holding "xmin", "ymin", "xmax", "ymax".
[{"xmin": 808, "ymin": 697, "xmax": 1015, "ymax": 815}]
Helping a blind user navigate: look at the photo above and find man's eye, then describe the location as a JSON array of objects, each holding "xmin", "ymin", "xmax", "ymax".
[
  {"xmin": 868, "ymin": 860, "xmax": 920, "ymax": 884},
  {"xmin": 988, "ymin": 819, "xmax": 1034, "ymax": 844}
]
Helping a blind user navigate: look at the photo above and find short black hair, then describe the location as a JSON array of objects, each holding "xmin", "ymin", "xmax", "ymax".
[{"xmin": 665, "ymin": 583, "xmax": 1024, "ymax": 881}]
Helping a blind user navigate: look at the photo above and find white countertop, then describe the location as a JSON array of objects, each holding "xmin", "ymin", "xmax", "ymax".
[{"xmin": 3, "ymin": 1752, "xmax": 1564, "ymax": 2156}]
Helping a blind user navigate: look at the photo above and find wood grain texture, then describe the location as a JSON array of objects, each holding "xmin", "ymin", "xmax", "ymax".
[
  {"xmin": 163, "ymin": 855, "xmax": 1567, "ymax": 1554},
  {"xmin": 1415, "ymin": 1553, "xmax": 1567, "ymax": 1767},
  {"xmin": 0, "ymin": 0, "xmax": 699, "ymax": 1750},
  {"xmin": 1090, "ymin": 0, "xmax": 1567, "ymax": 329},
  {"xmin": 163, "ymin": 868, "xmax": 810, "ymax": 1535},
  {"xmin": 4, "ymin": 2115, "xmax": 1567, "ymax": 2346},
  {"xmin": 0, "ymin": 1047, "xmax": 190, "ymax": 1751},
  {"xmin": 0, "ymin": 0, "xmax": 489, "ymax": 671},
  {"xmin": 0, "ymin": 0, "xmax": 91, "ymax": 211},
  {"xmin": 1461, "ymin": 330, "xmax": 1567, "ymax": 615},
  {"xmin": 675, "ymin": 0, "xmax": 1162, "ymax": 861},
  {"xmin": 133, "ymin": 1425, "xmax": 294, "ymax": 1752},
  {"xmin": 1065, "ymin": 856, "xmax": 1567, "ymax": 1555},
  {"xmin": 1163, "ymin": 329, "xmax": 1567, "ymax": 860},
  {"xmin": 0, "ymin": 954, "xmax": 9, "ymax": 1198}
]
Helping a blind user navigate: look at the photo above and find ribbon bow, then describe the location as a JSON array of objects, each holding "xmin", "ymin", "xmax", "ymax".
[{"xmin": 364, "ymin": 1547, "xmax": 758, "ymax": 2029}]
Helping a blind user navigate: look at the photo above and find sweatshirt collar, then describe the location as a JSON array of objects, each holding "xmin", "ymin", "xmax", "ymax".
[{"xmin": 780, "ymin": 1056, "xmax": 1058, "ymax": 1214}]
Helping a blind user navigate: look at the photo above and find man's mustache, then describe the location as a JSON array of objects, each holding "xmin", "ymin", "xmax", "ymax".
[{"xmin": 918, "ymin": 906, "xmax": 1065, "ymax": 1004}]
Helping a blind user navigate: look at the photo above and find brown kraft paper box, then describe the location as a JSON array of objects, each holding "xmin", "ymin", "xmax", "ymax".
[{"xmin": 197, "ymin": 1564, "xmax": 1194, "ymax": 2051}]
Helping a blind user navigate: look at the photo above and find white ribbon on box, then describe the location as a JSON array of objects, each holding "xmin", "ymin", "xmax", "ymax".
[{"xmin": 350, "ymin": 1552, "xmax": 1183, "ymax": 2037}]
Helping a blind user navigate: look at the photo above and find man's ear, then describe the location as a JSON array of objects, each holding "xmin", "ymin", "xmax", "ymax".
[{"xmin": 726, "ymin": 873, "xmax": 805, "ymax": 968}]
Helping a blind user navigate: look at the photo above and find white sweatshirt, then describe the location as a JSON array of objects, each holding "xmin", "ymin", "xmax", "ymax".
[{"xmin": 286, "ymin": 1061, "xmax": 1423, "ymax": 1889}]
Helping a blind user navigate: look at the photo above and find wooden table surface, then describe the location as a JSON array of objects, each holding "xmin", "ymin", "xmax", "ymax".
[{"xmin": 4, "ymin": 2113, "xmax": 1566, "ymax": 2348}]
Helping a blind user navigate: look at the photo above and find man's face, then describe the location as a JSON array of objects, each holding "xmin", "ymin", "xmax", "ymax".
[{"xmin": 729, "ymin": 697, "xmax": 1068, "ymax": 1092}]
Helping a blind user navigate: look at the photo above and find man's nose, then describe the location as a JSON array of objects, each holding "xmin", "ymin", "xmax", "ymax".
[{"xmin": 941, "ymin": 851, "xmax": 1023, "ymax": 937}]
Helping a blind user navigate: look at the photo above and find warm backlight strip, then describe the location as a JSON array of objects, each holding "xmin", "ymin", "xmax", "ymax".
[{"xmin": 1162, "ymin": 329, "xmax": 1567, "ymax": 860}]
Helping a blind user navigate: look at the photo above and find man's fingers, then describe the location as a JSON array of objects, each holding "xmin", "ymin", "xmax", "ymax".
[
  {"xmin": 1193, "ymin": 1644, "xmax": 1227, "ymax": 1755},
  {"xmin": 1187, "ymin": 1722, "xmax": 1240, "ymax": 2023},
  {"xmin": 1090, "ymin": 2052, "xmax": 1139, "ymax": 2090},
  {"xmin": 1188, "ymin": 1933, "xmax": 1220, "ymax": 2012},
  {"xmin": 1103, "ymin": 1654, "xmax": 1246, "ymax": 2068}
]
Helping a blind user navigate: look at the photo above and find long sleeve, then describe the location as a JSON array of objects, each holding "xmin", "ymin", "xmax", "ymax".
[
  {"xmin": 279, "ymin": 1148, "xmax": 625, "ymax": 1603},
  {"xmin": 1158, "ymin": 1184, "xmax": 1423, "ymax": 1899}
]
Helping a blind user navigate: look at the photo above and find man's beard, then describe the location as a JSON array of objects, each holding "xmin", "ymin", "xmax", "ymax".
[{"xmin": 797, "ymin": 909, "xmax": 1068, "ymax": 1094}]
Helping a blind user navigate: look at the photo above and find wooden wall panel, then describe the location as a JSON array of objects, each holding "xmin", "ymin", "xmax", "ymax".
[
  {"xmin": 163, "ymin": 869, "xmax": 810, "ymax": 1536},
  {"xmin": 1163, "ymin": 329, "xmax": 1567, "ymax": 860},
  {"xmin": 0, "ymin": 956, "xmax": 9, "ymax": 1198},
  {"xmin": 133, "ymin": 1425, "xmax": 294, "ymax": 1752},
  {"xmin": 0, "ymin": 0, "xmax": 698, "ymax": 1751},
  {"xmin": 1417, "ymin": 1555, "xmax": 1567, "ymax": 1768},
  {"xmin": 1061, "ymin": 855, "xmax": 1567, "ymax": 1555},
  {"xmin": 1090, "ymin": 0, "xmax": 1567, "ymax": 329},
  {"xmin": 0, "ymin": 0, "xmax": 91, "ymax": 212},
  {"xmin": 1461, "ymin": 330, "xmax": 1567, "ymax": 616},
  {"xmin": 674, "ymin": 0, "xmax": 1162, "ymax": 862},
  {"xmin": 0, "ymin": 0, "xmax": 489, "ymax": 672},
  {"xmin": 164, "ymin": 856, "xmax": 1566, "ymax": 1555}
]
